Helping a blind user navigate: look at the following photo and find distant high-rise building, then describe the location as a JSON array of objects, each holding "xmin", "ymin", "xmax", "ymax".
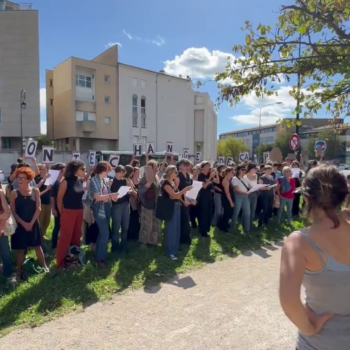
[{"xmin": 0, "ymin": 1, "xmax": 40, "ymax": 150}]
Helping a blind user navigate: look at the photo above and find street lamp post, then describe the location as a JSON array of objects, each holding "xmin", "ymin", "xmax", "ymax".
[
  {"xmin": 257, "ymin": 102, "xmax": 283, "ymax": 163},
  {"xmin": 20, "ymin": 90, "xmax": 26, "ymax": 156}
]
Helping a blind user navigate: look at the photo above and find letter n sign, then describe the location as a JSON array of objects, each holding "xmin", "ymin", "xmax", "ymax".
[{"xmin": 42, "ymin": 147, "xmax": 54, "ymax": 164}]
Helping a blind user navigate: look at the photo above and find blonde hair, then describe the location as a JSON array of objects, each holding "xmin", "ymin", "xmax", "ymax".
[
  {"xmin": 165, "ymin": 165, "xmax": 177, "ymax": 179},
  {"xmin": 282, "ymin": 166, "xmax": 292, "ymax": 176},
  {"xmin": 146, "ymin": 159, "xmax": 159, "ymax": 182}
]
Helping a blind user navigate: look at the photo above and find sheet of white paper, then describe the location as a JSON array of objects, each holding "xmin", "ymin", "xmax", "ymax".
[
  {"xmin": 267, "ymin": 184, "xmax": 277, "ymax": 189},
  {"xmin": 116, "ymin": 186, "xmax": 131, "ymax": 199},
  {"xmin": 292, "ymin": 168, "xmax": 300, "ymax": 178},
  {"xmin": 248, "ymin": 184, "xmax": 268, "ymax": 194},
  {"xmin": 186, "ymin": 180, "xmax": 203, "ymax": 200},
  {"xmin": 44, "ymin": 170, "xmax": 60, "ymax": 186}
]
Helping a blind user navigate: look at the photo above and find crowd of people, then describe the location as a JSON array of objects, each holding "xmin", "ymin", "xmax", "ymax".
[{"xmin": 0, "ymin": 154, "xmax": 342, "ymax": 284}]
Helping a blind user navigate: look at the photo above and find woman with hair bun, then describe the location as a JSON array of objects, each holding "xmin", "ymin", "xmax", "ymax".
[{"xmin": 280, "ymin": 164, "xmax": 350, "ymax": 350}]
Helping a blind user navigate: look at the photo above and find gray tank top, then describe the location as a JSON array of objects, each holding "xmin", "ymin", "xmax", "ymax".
[{"xmin": 297, "ymin": 230, "xmax": 350, "ymax": 350}]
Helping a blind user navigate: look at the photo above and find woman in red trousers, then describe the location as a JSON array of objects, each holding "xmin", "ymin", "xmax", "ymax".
[{"xmin": 56, "ymin": 160, "xmax": 86, "ymax": 268}]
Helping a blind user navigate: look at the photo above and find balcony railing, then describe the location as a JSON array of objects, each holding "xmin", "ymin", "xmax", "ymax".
[{"xmin": 0, "ymin": 2, "xmax": 33, "ymax": 10}]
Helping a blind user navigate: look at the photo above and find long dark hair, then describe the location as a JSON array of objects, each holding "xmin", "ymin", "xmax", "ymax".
[{"xmin": 64, "ymin": 160, "xmax": 85, "ymax": 178}]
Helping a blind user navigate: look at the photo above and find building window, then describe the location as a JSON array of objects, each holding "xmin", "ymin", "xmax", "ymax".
[
  {"xmin": 2, "ymin": 138, "xmax": 11, "ymax": 149},
  {"xmin": 132, "ymin": 94, "xmax": 138, "ymax": 127},
  {"xmin": 104, "ymin": 75, "xmax": 111, "ymax": 83},
  {"xmin": 140, "ymin": 79, "xmax": 146, "ymax": 89},
  {"xmin": 49, "ymin": 79, "xmax": 53, "ymax": 87},
  {"xmin": 141, "ymin": 96, "xmax": 146, "ymax": 128},
  {"xmin": 105, "ymin": 117, "xmax": 111, "ymax": 125},
  {"xmin": 132, "ymin": 78, "xmax": 138, "ymax": 87},
  {"xmin": 105, "ymin": 96, "xmax": 110, "ymax": 104},
  {"xmin": 83, "ymin": 111, "xmax": 89, "ymax": 121},
  {"xmin": 75, "ymin": 74, "xmax": 92, "ymax": 88},
  {"xmin": 50, "ymin": 99, "xmax": 53, "ymax": 106}
]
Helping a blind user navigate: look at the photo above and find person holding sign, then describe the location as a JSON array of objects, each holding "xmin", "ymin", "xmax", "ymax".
[
  {"xmin": 244, "ymin": 163, "xmax": 259, "ymax": 228},
  {"xmin": 218, "ymin": 167, "xmax": 235, "ymax": 233},
  {"xmin": 56, "ymin": 160, "xmax": 87, "ymax": 269},
  {"xmin": 232, "ymin": 164, "xmax": 251, "ymax": 234},
  {"xmin": 88, "ymin": 162, "xmax": 116, "ymax": 267},
  {"xmin": 10, "ymin": 167, "xmax": 49, "ymax": 280},
  {"xmin": 214, "ymin": 165, "xmax": 226, "ymax": 227},
  {"xmin": 138, "ymin": 160, "xmax": 162, "ymax": 246},
  {"xmin": 160, "ymin": 166, "xmax": 192, "ymax": 260}
]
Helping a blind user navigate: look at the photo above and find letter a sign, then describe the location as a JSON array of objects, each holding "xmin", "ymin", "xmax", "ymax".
[
  {"xmin": 146, "ymin": 142, "xmax": 155, "ymax": 154},
  {"xmin": 239, "ymin": 152, "xmax": 249, "ymax": 162},
  {"xmin": 42, "ymin": 147, "xmax": 54, "ymax": 164}
]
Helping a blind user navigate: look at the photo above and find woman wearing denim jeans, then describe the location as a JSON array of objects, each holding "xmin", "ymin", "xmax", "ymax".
[
  {"xmin": 0, "ymin": 188, "xmax": 13, "ymax": 282},
  {"xmin": 244, "ymin": 163, "xmax": 259, "ymax": 228},
  {"xmin": 110, "ymin": 165, "xmax": 131, "ymax": 254},
  {"xmin": 88, "ymin": 162, "xmax": 116, "ymax": 268},
  {"xmin": 232, "ymin": 164, "xmax": 251, "ymax": 234},
  {"xmin": 276, "ymin": 166, "xmax": 296, "ymax": 225},
  {"xmin": 161, "ymin": 166, "xmax": 192, "ymax": 260}
]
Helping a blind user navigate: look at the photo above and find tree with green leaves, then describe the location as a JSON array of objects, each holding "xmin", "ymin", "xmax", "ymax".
[
  {"xmin": 35, "ymin": 135, "xmax": 55, "ymax": 149},
  {"xmin": 217, "ymin": 138, "xmax": 249, "ymax": 161},
  {"xmin": 216, "ymin": 0, "xmax": 350, "ymax": 122},
  {"xmin": 306, "ymin": 129, "xmax": 344, "ymax": 160}
]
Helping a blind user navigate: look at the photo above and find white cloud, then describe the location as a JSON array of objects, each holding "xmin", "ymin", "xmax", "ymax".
[
  {"xmin": 40, "ymin": 88, "xmax": 46, "ymax": 110},
  {"xmin": 105, "ymin": 42, "xmax": 122, "ymax": 48},
  {"xmin": 122, "ymin": 29, "xmax": 133, "ymax": 40},
  {"xmin": 151, "ymin": 36, "xmax": 165, "ymax": 47},
  {"xmin": 122, "ymin": 30, "xmax": 165, "ymax": 46},
  {"xmin": 163, "ymin": 47, "xmax": 234, "ymax": 79},
  {"xmin": 230, "ymin": 86, "xmax": 303, "ymax": 126}
]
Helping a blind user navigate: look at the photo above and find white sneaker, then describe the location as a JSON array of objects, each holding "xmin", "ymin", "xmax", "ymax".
[{"xmin": 170, "ymin": 255, "xmax": 177, "ymax": 261}]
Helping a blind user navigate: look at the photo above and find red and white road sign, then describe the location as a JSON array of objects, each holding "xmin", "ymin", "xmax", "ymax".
[{"xmin": 289, "ymin": 134, "xmax": 300, "ymax": 151}]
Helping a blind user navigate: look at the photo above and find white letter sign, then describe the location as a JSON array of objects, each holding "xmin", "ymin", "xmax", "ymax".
[
  {"xmin": 183, "ymin": 148, "xmax": 189, "ymax": 159},
  {"xmin": 218, "ymin": 156, "xmax": 225, "ymax": 165},
  {"xmin": 133, "ymin": 143, "xmax": 142, "ymax": 157},
  {"xmin": 42, "ymin": 146, "xmax": 54, "ymax": 164},
  {"xmin": 146, "ymin": 142, "xmax": 155, "ymax": 154},
  {"xmin": 166, "ymin": 141, "xmax": 174, "ymax": 154},
  {"xmin": 25, "ymin": 140, "xmax": 38, "ymax": 158},
  {"xmin": 226, "ymin": 157, "xmax": 233, "ymax": 166},
  {"xmin": 72, "ymin": 152, "xmax": 80, "ymax": 160},
  {"xmin": 263, "ymin": 152, "xmax": 270, "ymax": 163},
  {"xmin": 89, "ymin": 151, "xmax": 96, "ymax": 166},
  {"xmin": 109, "ymin": 154, "xmax": 120, "ymax": 168},
  {"xmin": 239, "ymin": 152, "xmax": 249, "ymax": 162},
  {"xmin": 195, "ymin": 152, "xmax": 202, "ymax": 163}
]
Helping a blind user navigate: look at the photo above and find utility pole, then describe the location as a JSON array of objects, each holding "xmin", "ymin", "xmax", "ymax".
[{"xmin": 296, "ymin": 35, "xmax": 302, "ymax": 136}]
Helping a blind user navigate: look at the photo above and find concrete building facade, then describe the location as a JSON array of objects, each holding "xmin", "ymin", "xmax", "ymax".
[
  {"xmin": 47, "ymin": 47, "xmax": 218, "ymax": 160},
  {"xmin": 0, "ymin": 1, "xmax": 40, "ymax": 150},
  {"xmin": 219, "ymin": 118, "xmax": 331, "ymax": 157}
]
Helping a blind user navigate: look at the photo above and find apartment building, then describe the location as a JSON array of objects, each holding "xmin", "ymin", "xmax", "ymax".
[
  {"xmin": 0, "ymin": 1, "xmax": 40, "ymax": 150},
  {"xmin": 219, "ymin": 118, "xmax": 330, "ymax": 156},
  {"xmin": 47, "ymin": 46, "xmax": 218, "ymax": 159}
]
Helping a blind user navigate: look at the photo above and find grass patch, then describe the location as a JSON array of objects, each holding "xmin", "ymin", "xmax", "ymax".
[{"xmin": 0, "ymin": 217, "xmax": 305, "ymax": 335}]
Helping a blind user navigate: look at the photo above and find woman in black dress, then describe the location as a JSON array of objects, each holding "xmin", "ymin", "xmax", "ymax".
[
  {"xmin": 291, "ymin": 160, "xmax": 302, "ymax": 217},
  {"xmin": 128, "ymin": 167, "xmax": 140, "ymax": 241},
  {"xmin": 176, "ymin": 159, "xmax": 193, "ymax": 245},
  {"xmin": 219, "ymin": 167, "xmax": 235, "ymax": 232},
  {"xmin": 10, "ymin": 167, "xmax": 48, "ymax": 280}
]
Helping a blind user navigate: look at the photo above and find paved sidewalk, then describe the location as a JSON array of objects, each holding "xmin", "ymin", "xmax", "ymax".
[{"xmin": 0, "ymin": 244, "xmax": 296, "ymax": 350}]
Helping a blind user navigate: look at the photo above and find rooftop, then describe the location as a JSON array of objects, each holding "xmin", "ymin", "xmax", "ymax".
[{"xmin": 0, "ymin": 1, "xmax": 33, "ymax": 10}]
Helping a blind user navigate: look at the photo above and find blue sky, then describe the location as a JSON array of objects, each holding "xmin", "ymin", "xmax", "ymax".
[{"xmin": 37, "ymin": 0, "xmax": 299, "ymax": 135}]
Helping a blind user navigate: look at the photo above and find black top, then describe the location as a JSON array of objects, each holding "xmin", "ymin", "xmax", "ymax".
[
  {"xmin": 35, "ymin": 175, "xmax": 51, "ymax": 205},
  {"xmin": 214, "ymin": 175, "xmax": 224, "ymax": 193},
  {"xmin": 221, "ymin": 178, "xmax": 235, "ymax": 205},
  {"xmin": 198, "ymin": 173, "xmax": 212, "ymax": 198},
  {"xmin": 51, "ymin": 180, "xmax": 60, "ymax": 212},
  {"xmin": 111, "ymin": 178, "xmax": 129, "ymax": 205},
  {"xmin": 178, "ymin": 172, "xmax": 192, "ymax": 200},
  {"xmin": 63, "ymin": 176, "xmax": 84, "ymax": 210},
  {"xmin": 161, "ymin": 179, "xmax": 180, "ymax": 202},
  {"xmin": 259, "ymin": 175, "xmax": 275, "ymax": 197}
]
